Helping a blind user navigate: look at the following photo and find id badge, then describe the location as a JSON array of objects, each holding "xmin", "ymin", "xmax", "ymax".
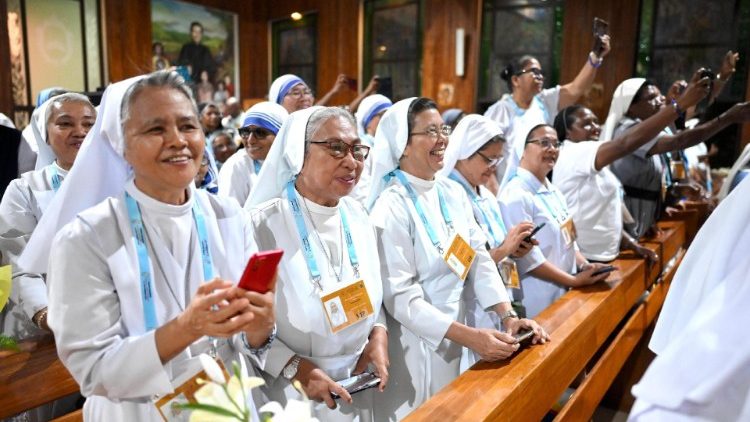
[
  {"xmin": 321, "ymin": 280, "xmax": 374, "ymax": 333},
  {"xmin": 671, "ymin": 161, "xmax": 686, "ymax": 180},
  {"xmin": 443, "ymin": 233, "xmax": 476, "ymax": 281},
  {"xmin": 500, "ymin": 258, "xmax": 520, "ymax": 289},
  {"xmin": 560, "ymin": 217, "xmax": 577, "ymax": 248},
  {"xmin": 155, "ymin": 357, "xmax": 230, "ymax": 421}
]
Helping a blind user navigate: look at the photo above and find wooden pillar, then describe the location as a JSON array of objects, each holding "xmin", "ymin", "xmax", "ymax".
[
  {"xmin": 101, "ymin": 0, "xmax": 152, "ymax": 83},
  {"xmin": 0, "ymin": 0, "xmax": 14, "ymax": 116}
]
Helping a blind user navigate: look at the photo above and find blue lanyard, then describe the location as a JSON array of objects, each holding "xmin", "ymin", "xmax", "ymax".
[
  {"xmin": 392, "ymin": 169, "xmax": 453, "ymax": 254},
  {"xmin": 253, "ymin": 159, "xmax": 262, "ymax": 175},
  {"xmin": 448, "ymin": 171, "xmax": 506, "ymax": 246},
  {"xmin": 536, "ymin": 189, "xmax": 569, "ymax": 224},
  {"xmin": 286, "ymin": 180, "xmax": 359, "ymax": 288},
  {"xmin": 49, "ymin": 165, "xmax": 62, "ymax": 192},
  {"xmin": 505, "ymin": 95, "xmax": 550, "ymax": 123},
  {"xmin": 124, "ymin": 191, "xmax": 214, "ymax": 331}
]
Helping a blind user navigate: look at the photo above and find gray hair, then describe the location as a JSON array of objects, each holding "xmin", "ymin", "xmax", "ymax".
[
  {"xmin": 46, "ymin": 92, "xmax": 96, "ymax": 125},
  {"xmin": 305, "ymin": 106, "xmax": 356, "ymax": 142},
  {"xmin": 120, "ymin": 71, "xmax": 198, "ymax": 131}
]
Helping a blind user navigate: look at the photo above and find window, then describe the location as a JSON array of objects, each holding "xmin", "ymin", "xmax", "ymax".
[
  {"xmin": 272, "ymin": 14, "xmax": 317, "ymax": 93},
  {"xmin": 636, "ymin": 0, "xmax": 750, "ymax": 102},
  {"xmin": 478, "ymin": 0, "xmax": 564, "ymax": 112},
  {"xmin": 363, "ymin": 0, "xmax": 421, "ymax": 101}
]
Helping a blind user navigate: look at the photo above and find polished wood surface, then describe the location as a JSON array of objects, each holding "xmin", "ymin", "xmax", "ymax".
[
  {"xmin": 0, "ymin": 336, "xmax": 79, "ymax": 419},
  {"xmin": 49, "ymin": 409, "xmax": 83, "ymax": 422},
  {"xmin": 405, "ymin": 218, "xmax": 690, "ymax": 421}
]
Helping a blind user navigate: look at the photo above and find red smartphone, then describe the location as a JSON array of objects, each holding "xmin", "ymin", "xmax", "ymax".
[{"xmin": 238, "ymin": 249, "xmax": 283, "ymax": 293}]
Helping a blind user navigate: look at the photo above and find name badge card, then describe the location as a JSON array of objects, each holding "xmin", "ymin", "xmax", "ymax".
[
  {"xmin": 500, "ymin": 258, "xmax": 520, "ymax": 289},
  {"xmin": 155, "ymin": 358, "xmax": 230, "ymax": 421},
  {"xmin": 321, "ymin": 280, "xmax": 374, "ymax": 333},
  {"xmin": 443, "ymin": 233, "xmax": 476, "ymax": 281},
  {"xmin": 560, "ymin": 217, "xmax": 577, "ymax": 248}
]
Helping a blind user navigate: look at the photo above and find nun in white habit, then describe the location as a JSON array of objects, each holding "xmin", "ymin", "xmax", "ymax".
[
  {"xmin": 217, "ymin": 101, "xmax": 288, "ymax": 206},
  {"xmin": 0, "ymin": 93, "xmax": 95, "ymax": 340},
  {"xmin": 437, "ymin": 114, "xmax": 540, "ymax": 368},
  {"xmin": 349, "ymin": 93, "xmax": 392, "ymax": 205},
  {"xmin": 245, "ymin": 106, "xmax": 387, "ymax": 421},
  {"xmin": 629, "ymin": 177, "xmax": 750, "ymax": 421},
  {"xmin": 23, "ymin": 71, "xmax": 275, "ymax": 421},
  {"xmin": 268, "ymin": 74, "xmax": 313, "ymax": 113},
  {"xmin": 367, "ymin": 97, "xmax": 545, "ymax": 420}
]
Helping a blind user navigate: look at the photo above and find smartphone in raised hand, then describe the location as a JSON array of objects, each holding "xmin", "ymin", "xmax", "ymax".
[{"xmin": 592, "ymin": 17, "xmax": 609, "ymax": 57}]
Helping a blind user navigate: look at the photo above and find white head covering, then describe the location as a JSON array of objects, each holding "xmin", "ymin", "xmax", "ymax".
[
  {"xmin": 600, "ymin": 78, "xmax": 646, "ymax": 142},
  {"xmin": 365, "ymin": 97, "xmax": 416, "ymax": 210},
  {"xmin": 20, "ymin": 98, "xmax": 56, "ymax": 170},
  {"xmin": 240, "ymin": 101, "xmax": 289, "ymax": 134},
  {"xmin": 354, "ymin": 94, "xmax": 392, "ymax": 136},
  {"xmin": 631, "ymin": 177, "xmax": 750, "ymax": 413},
  {"xmin": 0, "ymin": 113, "xmax": 15, "ymax": 129},
  {"xmin": 245, "ymin": 106, "xmax": 323, "ymax": 208},
  {"xmin": 499, "ymin": 118, "xmax": 550, "ymax": 189},
  {"xmin": 439, "ymin": 114, "xmax": 504, "ymax": 177},
  {"xmin": 268, "ymin": 74, "xmax": 306, "ymax": 105},
  {"xmin": 19, "ymin": 75, "xmax": 145, "ymax": 272}
]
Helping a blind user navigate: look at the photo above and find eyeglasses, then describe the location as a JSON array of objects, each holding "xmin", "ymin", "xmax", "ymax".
[
  {"xmin": 238, "ymin": 127, "xmax": 272, "ymax": 139},
  {"xmin": 286, "ymin": 88, "xmax": 313, "ymax": 99},
  {"xmin": 475, "ymin": 150, "xmax": 504, "ymax": 167},
  {"xmin": 526, "ymin": 137, "xmax": 560, "ymax": 150},
  {"xmin": 409, "ymin": 125, "xmax": 452, "ymax": 140},
  {"xmin": 309, "ymin": 139, "xmax": 370, "ymax": 161},
  {"xmin": 516, "ymin": 67, "xmax": 544, "ymax": 78}
]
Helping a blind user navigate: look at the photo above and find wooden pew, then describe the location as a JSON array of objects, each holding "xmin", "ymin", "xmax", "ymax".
[
  {"xmin": 0, "ymin": 336, "xmax": 79, "ymax": 419},
  {"xmin": 405, "ymin": 220, "xmax": 689, "ymax": 421}
]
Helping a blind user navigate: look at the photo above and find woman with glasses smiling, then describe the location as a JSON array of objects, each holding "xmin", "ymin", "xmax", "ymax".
[
  {"xmin": 499, "ymin": 124, "xmax": 613, "ymax": 318},
  {"xmin": 438, "ymin": 114, "xmax": 538, "ymax": 368},
  {"xmin": 217, "ymin": 101, "xmax": 288, "ymax": 205},
  {"xmin": 245, "ymin": 107, "xmax": 388, "ymax": 420},
  {"xmin": 368, "ymin": 98, "xmax": 546, "ymax": 420},
  {"xmin": 269, "ymin": 74, "xmax": 315, "ymax": 113},
  {"xmin": 485, "ymin": 32, "xmax": 611, "ymax": 188}
]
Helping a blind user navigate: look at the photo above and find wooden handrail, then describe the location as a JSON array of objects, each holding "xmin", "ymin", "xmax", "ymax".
[{"xmin": 405, "ymin": 216, "xmax": 695, "ymax": 421}]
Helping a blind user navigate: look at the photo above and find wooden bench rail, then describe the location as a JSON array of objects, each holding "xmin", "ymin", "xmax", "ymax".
[{"xmin": 405, "ymin": 220, "xmax": 689, "ymax": 422}]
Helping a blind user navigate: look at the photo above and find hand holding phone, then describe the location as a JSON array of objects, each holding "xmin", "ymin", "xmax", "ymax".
[
  {"xmin": 591, "ymin": 265, "xmax": 616, "ymax": 277},
  {"xmin": 513, "ymin": 329, "xmax": 535, "ymax": 346},
  {"xmin": 523, "ymin": 222, "xmax": 546, "ymax": 243},
  {"xmin": 237, "ymin": 249, "xmax": 283, "ymax": 293},
  {"xmin": 592, "ymin": 17, "xmax": 609, "ymax": 57},
  {"xmin": 330, "ymin": 372, "xmax": 381, "ymax": 399}
]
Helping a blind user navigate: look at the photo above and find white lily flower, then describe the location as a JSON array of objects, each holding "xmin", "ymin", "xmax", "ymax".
[{"xmin": 198, "ymin": 353, "xmax": 227, "ymax": 385}]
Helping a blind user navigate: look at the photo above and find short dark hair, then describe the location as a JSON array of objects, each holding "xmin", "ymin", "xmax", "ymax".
[
  {"xmin": 553, "ymin": 105, "xmax": 585, "ymax": 141},
  {"xmin": 190, "ymin": 21, "xmax": 203, "ymax": 31},
  {"xmin": 500, "ymin": 55, "xmax": 537, "ymax": 92},
  {"xmin": 406, "ymin": 97, "xmax": 439, "ymax": 135}
]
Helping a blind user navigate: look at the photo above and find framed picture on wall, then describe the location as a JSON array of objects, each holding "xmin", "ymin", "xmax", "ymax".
[{"xmin": 151, "ymin": 0, "xmax": 239, "ymax": 104}]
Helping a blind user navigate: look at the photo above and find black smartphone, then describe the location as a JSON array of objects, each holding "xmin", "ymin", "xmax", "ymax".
[
  {"xmin": 376, "ymin": 76, "xmax": 392, "ymax": 100},
  {"xmin": 699, "ymin": 68, "xmax": 715, "ymax": 91},
  {"xmin": 330, "ymin": 372, "xmax": 381, "ymax": 399},
  {"xmin": 523, "ymin": 222, "xmax": 546, "ymax": 243},
  {"xmin": 592, "ymin": 17, "xmax": 609, "ymax": 57},
  {"xmin": 513, "ymin": 329, "xmax": 535, "ymax": 346},
  {"xmin": 591, "ymin": 265, "xmax": 616, "ymax": 276}
]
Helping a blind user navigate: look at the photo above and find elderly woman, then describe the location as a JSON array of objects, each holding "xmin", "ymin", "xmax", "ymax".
[
  {"xmin": 26, "ymin": 71, "xmax": 275, "ymax": 420},
  {"xmin": 485, "ymin": 32, "xmax": 611, "ymax": 187},
  {"xmin": 551, "ymin": 76, "xmax": 709, "ymax": 263},
  {"xmin": 498, "ymin": 124, "xmax": 613, "ymax": 318},
  {"xmin": 269, "ymin": 74, "xmax": 314, "ymax": 113},
  {"xmin": 0, "ymin": 93, "xmax": 95, "ymax": 340},
  {"xmin": 217, "ymin": 101, "xmax": 288, "ymax": 206},
  {"xmin": 367, "ymin": 97, "xmax": 546, "ymax": 420},
  {"xmin": 245, "ymin": 106, "xmax": 387, "ymax": 421}
]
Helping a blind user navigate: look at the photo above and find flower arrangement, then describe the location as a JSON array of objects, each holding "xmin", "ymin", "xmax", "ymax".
[{"xmin": 180, "ymin": 354, "xmax": 318, "ymax": 422}]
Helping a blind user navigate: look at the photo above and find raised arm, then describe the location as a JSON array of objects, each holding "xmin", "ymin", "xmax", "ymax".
[
  {"xmin": 315, "ymin": 74, "xmax": 349, "ymax": 106},
  {"xmin": 558, "ymin": 35, "xmax": 611, "ymax": 109}
]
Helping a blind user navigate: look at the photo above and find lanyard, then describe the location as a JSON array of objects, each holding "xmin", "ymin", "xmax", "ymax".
[
  {"xmin": 392, "ymin": 169, "xmax": 453, "ymax": 254},
  {"xmin": 536, "ymin": 189, "xmax": 569, "ymax": 224},
  {"xmin": 49, "ymin": 165, "xmax": 62, "ymax": 192},
  {"xmin": 253, "ymin": 159, "xmax": 262, "ymax": 175},
  {"xmin": 286, "ymin": 180, "xmax": 359, "ymax": 288},
  {"xmin": 660, "ymin": 154, "xmax": 673, "ymax": 186},
  {"xmin": 447, "ymin": 171, "xmax": 506, "ymax": 246},
  {"xmin": 125, "ymin": 191, "xmax": 214, "ymax": 331},
  {"xmin": 505, "ymin": 95, "xmax": 550, "ymax": 123}
]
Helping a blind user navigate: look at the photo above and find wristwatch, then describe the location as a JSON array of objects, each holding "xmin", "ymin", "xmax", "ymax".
[
  {"xmin": 500, "ymin": 309, "xmax": 519, "ymax": 323},
  {"xmin": 282, "ymin": 355, "xmax": 301, "ymax": 381}
]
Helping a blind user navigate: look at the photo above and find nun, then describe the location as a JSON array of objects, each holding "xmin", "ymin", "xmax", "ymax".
[
  {"xmin": 498, "ymin": 123, "xmax": 612, "ymax": 318},
  {"xmin": 23, "ymin": 71, "xmax": 275, "ymax": 421},
  {"xmin": 0, "ymin": 93, "xmax": 95, "ymax": 339},
  {"xmin": 367, "ymin": 97, "xmax": 546, "ymax": 420},
  {"xmin": 217, "ymin": 101, "xmax": 288, "ymax": 206},
  {"xmin": 268, "ymin": 74, "xmax": 314, "ymax": 113},
  {"xmin": 629, "ymin": 178, "xmax": 750, "ymax": 421},
  {"xmin": 245, "ymin": 106, "xmax": 387, "ymax": 421},
  {"xmin": 349, "ymin": 94, "xmax": 392, "ymax": 205},
  {"xmin": 437, "ymin": 114, "xmax": 538, "ymax": 368}
]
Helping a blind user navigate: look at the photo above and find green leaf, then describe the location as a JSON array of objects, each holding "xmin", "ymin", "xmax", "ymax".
[
  {"xmin": 174, "ymin": 402, "xmax": 243, "ymax": 419},
  {"xmin": 0, "ymin": 335, "xmax": 20, "ymax": 352}
]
